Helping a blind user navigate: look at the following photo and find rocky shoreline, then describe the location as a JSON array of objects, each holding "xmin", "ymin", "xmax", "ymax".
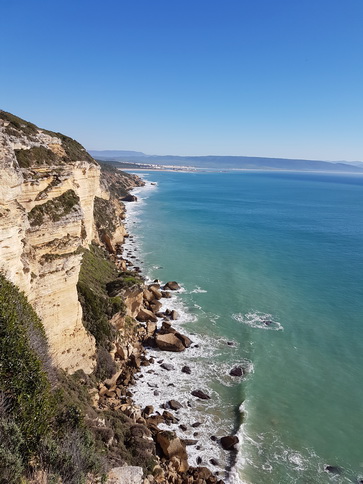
[{"xmin": 96, "ymin": 183, "xmax": 241, "ymax": 484}]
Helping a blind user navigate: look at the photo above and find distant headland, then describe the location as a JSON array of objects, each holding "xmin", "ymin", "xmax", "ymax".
[{"xmin": 89, "ymin": 150, "xmax": 363, "ymax": 173}]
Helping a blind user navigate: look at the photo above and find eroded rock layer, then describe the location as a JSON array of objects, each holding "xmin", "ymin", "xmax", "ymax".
[{"xmin": 0, "ymin": 111, "xmax": 141, "ymax": 374}]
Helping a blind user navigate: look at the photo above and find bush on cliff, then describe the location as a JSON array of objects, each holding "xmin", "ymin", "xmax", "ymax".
[
  {"xmin": 28, "ymin": 189, "xmax": 80, "ymax": 226},
  {"xmin": 77, "ymin": 243, "xmax": 126, "ymax": 349},
  {"xmin": 0, "ymin": 273, "xmax": 104, "ymax": 482},
  {"xmin": 0, "ymin": 274, "xmax": 53, "ymax": 452}
]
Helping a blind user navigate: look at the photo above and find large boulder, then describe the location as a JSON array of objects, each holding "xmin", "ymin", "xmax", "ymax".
[
  {"xmin": 136, "ymin": 308, "xmax": 157, "ymax": 323},
  {"xmin": 157, "ymin": 431, "xmax": 189, "ymax": 472},
  {"xmin": 143, "ymin": 288, "xmax": 154, "ymax": 302},
  {"xmin": 163, "ymin": 281, "xmax": 181, "ymax": 291},
  {"xmin": 159, "ymin": 321, "xmax": 176, "ymax": 334},
  {"xmin": 324, "ymin": 465, "xmax": 342, "ymax": 475},
  {"xmin": 220, "ymin": 435, "xmax": 239, "ymax": 450},
  {"xmin": 170, "ymin": 310, "xmax": 179, "ymax": 320},
  {"xmin": 175, "ymin": 332, "xmax": 192, "ymax": 348},
  {"xmin": 155, "ymin": 333, "xmax": 186, "ymax": 352},
  {"xmin": 191, "ymin": 390, "xmax": 211, "ymax": 400},
  {"xmin": 168, "ymin": 400, "xmax": 183, "ymax": 410},
  {"xmin": 146, "ymin": 321, "xmax": 157, "ymax": 335},
  {"xmin": 150, "ymin": 300, "xmax": 162, "ymax": 313},
  {"xmin": 161, "ymin": 363, "xmax": 175, "ymax": 371},
  {"xmin": 121, "ymin": 194, "xmax": 138, "ymax": 202},
  {"xmin": 229, "ymin": 366, "xmax": 244, "ymax": 377},
  {"xmin": 149, "ymin": 285, "xmax": 163, "ymax": 300},
  {"xmin": 182, "ymin": 365, "xmax": 192, "ymax": 374}
]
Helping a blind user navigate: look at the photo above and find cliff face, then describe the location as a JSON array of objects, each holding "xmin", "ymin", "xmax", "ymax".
[{"xmin": 0, "ymin": 111, "xmax": 141, "ymax": 374}]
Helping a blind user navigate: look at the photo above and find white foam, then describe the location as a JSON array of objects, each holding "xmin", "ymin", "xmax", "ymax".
[
  {"xmin": 189, "ymin": 286, "xmax": 208, "ymax": 294},
  {"xmin": 232, "ymin": 311, "xmax": 284, "ymax": 331},
  {"xmin": 123, "ymin": 176, "xmax": 250, "ymax": 478}
]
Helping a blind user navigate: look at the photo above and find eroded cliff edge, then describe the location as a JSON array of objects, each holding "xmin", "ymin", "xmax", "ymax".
[{"xmin": 0, "ymin": 111, "xmax": 143, "ymax": 374}]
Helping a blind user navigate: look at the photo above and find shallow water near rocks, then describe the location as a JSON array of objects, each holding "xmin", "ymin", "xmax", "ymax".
[{"xmin": 123, "ymin": 171, "xmax": 363, "ymax": 484}]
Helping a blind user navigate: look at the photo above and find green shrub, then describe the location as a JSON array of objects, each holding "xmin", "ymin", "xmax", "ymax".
[
  {"xmin": 78, "ymin": 243, "xmax": 118, "ymax": 297},
  {"xmin": 0, "ymin": 110, "xmax": 97, "ymax": 166},
  {"xmin": 28, "ymin": 189, "xmax": 80, "ymax": 226},
  {"xmin": 106, "ymin": 271, "xmax": 143, "ymax": 297},
  {"xmin": 77, "ymin": 282, "xmax": 116, "ymax": 347},
  {"xmin": 77, "ymin": 243, "xmax": 126, "ymax": 348},
  {"xmin": 0, "ymin": 274, "xmax": 54, "ymax": 454},
  {"xmin": 0, "ymin": 110, "xmax": 38, "ymax": 137},
  {"xmin": 95, "ymin": 347, "xmax": 117, "ymax": 381},
  {"xmin": 15, "ymin": 146, "xmax": 57, "ymax": 168},
  {"xmin": 0, "ymin": 419, "xmax": 24, "ymax": 484},
  {"xmin": 39, "ymin": 429, "xmax": 101, "ymax": 484}
]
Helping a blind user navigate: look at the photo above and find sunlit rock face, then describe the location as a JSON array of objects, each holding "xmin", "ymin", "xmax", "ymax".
[{"xmin": 0, "ymin": 111, "xmax": 101, "ymax": 373}]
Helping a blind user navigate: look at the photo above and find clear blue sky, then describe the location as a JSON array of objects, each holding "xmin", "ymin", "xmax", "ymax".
[{"xmin": 1, "ymin": 0, "xmax": 362, "ymax": 160}]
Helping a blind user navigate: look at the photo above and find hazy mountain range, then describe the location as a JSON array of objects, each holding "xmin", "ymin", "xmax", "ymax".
[{"xmin": 89, "ymin": 150, "xmax": 363, "ymax": 173}]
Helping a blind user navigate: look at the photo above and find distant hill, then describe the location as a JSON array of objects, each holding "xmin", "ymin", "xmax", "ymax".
[
  {"xmin": 89, "ymin": 150, "xmax": 146, "ymax": 158},
  {"xmin": 89, "ymin": 150, "xmax": 363, "ymax": 173}
]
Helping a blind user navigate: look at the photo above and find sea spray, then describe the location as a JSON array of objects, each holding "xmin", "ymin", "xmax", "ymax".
[
  {"xmin": 122, "ymin": 170, "xmax": 363, "ymax": 483},
  {"xmin": 123, "ymin": 178, "xmax": 249, "ymax": 479}
]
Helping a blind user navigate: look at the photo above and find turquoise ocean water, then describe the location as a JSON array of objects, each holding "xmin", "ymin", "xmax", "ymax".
[{"xmin": 125, "ymin": 171, "xmax": 363, "ymax": 483}]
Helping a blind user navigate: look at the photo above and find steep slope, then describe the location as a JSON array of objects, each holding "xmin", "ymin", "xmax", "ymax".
[{"xmin": 0, "ymin": 111, "xmax": 142, "ymax": 374}]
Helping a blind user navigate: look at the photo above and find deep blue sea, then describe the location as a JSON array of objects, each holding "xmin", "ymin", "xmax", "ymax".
[{"xmin": 124, "ymin": 171, "xmax": 363, "ymax": 483}]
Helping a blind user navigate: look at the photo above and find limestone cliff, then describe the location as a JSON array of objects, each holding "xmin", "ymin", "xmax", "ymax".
[{"xmin": 0, "ymin": 111, "xmax": 142, "ymax": 374}]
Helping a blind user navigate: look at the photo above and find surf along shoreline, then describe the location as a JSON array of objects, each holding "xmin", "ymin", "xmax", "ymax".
[{"xmin": 122, "ymin": 174, "xmax": 248, "ymax": 483}]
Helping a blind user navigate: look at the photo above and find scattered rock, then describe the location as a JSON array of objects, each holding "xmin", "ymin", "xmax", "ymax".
[
  {"xmin": 191, "ymin": 422, "xmax": 202, "ymax": 428},
  {"xmin": 161, "ymin": 363, "xmax": 175, "ymax": 371},
  {"xmin": 121, "ymin": 194, "xmax": 138, "ymax": 202},
  {"xmin": 163, "ymin": 281, "xmax": 181, "ymax": 291},
  {"xmin": 161, "ymin": 291, "xmax": 172, "ymax": 298},
  {"xmin": 210, "ymin": 458, "xmax": 219, "ymax": 466},
  {"xmin": 155, "ymin": 333, "xmax": 186, "ymax": 352},
  {"xmin": 170, "ymin": 310, "xmax": 179, "ymax": 320},
  {"xmin": 136, "ymin": 307, "xmax": 157, "ymax": 323},
  {"xmin": 191, "ymin": 390, "xmax": 211, "ymax": 400},
  {"xmin": 168, "ymin": 400, "xmax": 183, "ymax": 410},
  {"xmin": 150, "ymin": 300, "xmax": 162, "ymax": 312},
  {"xmin": 182, "ymin": 365, "xmax": 192, "ymax": 374},
  {"xmin": 156, "ymin": 431, "xmax": 189, "ymax": 472},
  {"xmin": 220, "ymin": 435, "xmax": 239, "ymax": 450},
  {"xmin": 324, "ymin": 465, "xmax": 342, "ymax": 474},
  {"xmin": 175, "ymin": 332, "xmax": 192, "ymax": 348},
  {"xmin": 148, "ymin": 283, "xmax": 161, "ymax": 290},
  {"xmin": 162, "ymin": 411, "xmax": 179, "ymax": 424},
  {"xmin": 229, "ymin": 366, "xmax": 244, "ymax": 377},
  {"xmin": 179, "ymin": 424, "xmax": 188, "ymax": 431},
  {"xmin": 143, "ymin": 289, "xmax": 154, "ymax": 302},
  {"xmin": 160, "ymin": 321, "xmax": 175, "ymax": 333},
  {"xmin": 182, "ymin": 439, "xmax": 198, "ymax": 446},
  {"xmin": 146, "ymin": 321, "xmax": 157, "ymax": 335},
  {"xmin": 149, "ymin": 286, "xmax": 163, "ymax": 300},
  {"xmin": 142, "ymin": 405, "xmax": 154, "ymax": 417},
  {"xmin": 197, "ymin": 456, "xmax": 202, "ymax": 465}
]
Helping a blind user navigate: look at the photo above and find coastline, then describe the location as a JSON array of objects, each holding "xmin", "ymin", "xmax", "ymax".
[
  {"xmin": 122, "ymin": 167, "xmax": 363, "ymax": 175},
  {"xmin": 122, "ymin": 177, "xmax": 247, "ymax": 484}
]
